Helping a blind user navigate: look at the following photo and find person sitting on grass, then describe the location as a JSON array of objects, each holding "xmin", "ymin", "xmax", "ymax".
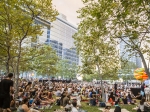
[
  {"xmin": 122, "ymin": 94, "xmax": 127, "ymax": 104},
  {"xmin": 63, "ymin": 92, "xmax": 70, "ymax": 107},
  {"xmin": 24, "ymin": 82, "xmax": 32, "ymax": 98},
  {"xmin": 132, "ymin": 101, "xmax": 150, "ymax": 112},
  {"xmin": 127, "ymin": 93, "xmax": 132, "ymax": 105},
  {"xmin": 10, "ymin": 91, "xmax": 18, "ymax": 111},
  {"xmin": 108, "ymin": 92, "xmax": 114, "ymax": 106},
  {"xmin": 114, "ymin": 103, "xmax": 121, "ymax": 112},
  {"xmin": 17, "ymin": 98, "xmax": 40, "ymax": 112},
  {"xmin": 144, "ymin": 101, "xmax": 150, "ymax": 112},
  {"xmin": 76, "ymin": 93, "xmax": 82, "ymax": 107},
  {"xmin": 71, "ymin": 101, "xmax": 78, "ymax": 112},
  {"xmin": 114, "ymin": 95, "xmax": 120, "ymax": 105},
  {"xmin": 103, "ymin": 103, "xmax": 111, "ymax": 112},
  {"xmin": 137, "ymin": 100, "xmax": 145, "ymax": 112},
  {"xmin": 64, "ymin": 101, "xmax": 73, "ymax": 112}
]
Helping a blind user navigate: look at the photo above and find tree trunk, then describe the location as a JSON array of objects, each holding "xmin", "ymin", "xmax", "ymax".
[
  {"xmin": 14, "ymin": 42, "xmax": 22, "ymax": 100},
  {"xmin": 6, "ymin": 62, "xmax": 9, "ymax": 74},
  {"xmin": 96, "ymin": 64, "xmax": 105, "ymax": 102},
  {"xmin": 14, "ymin": 57, "xmax": 20, "ymax": 100},
  {"xmin": 6, "ymin": 46, "xmax": 11, "ymax": 74},
  {"xmin": 138, "ymin": 51, "xmax": 150, "ymax": 77}
]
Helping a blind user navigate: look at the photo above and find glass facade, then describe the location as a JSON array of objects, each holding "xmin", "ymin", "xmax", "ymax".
[
  {"xmin": 50, "ymin": 16, "xmax": 76, "ymax": 49},
  {"xmin": 119, "ymin": 38, "xmax": 141, "ymax": 67},
  {"xmin": 36, "ymin": 14, "xmax": 79, "ymax": 65},
  {"xmin": 63, "ymin": 48, "xmax": 79, "ymax": 65}
]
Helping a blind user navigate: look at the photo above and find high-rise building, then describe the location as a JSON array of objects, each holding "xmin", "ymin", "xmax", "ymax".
[
  {"xmin": 36, "ymin": 14, "xmax": 79, "ymax": 65},
  {"xmin": 119, "ymin": 38, "xmax": 142, "ymax": 68}
]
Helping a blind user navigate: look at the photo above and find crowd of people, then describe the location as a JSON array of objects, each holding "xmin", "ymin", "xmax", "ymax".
[{"xmin": 0, "ymin": 73, "xmax": 150, "ymax": 112}]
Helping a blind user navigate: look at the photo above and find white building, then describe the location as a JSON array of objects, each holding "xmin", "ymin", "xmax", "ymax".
[
  {"xmin": 36, "ymin": 14, "xmax": 79, "ymax": 65},
  {"xmin": 119, "ymin": 38, "xmax": 142, "ymax": 68}
]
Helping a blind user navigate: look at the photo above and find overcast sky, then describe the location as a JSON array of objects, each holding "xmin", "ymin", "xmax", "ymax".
[{"xmin": 52, "ymin": 0, "xmax": 83, "ymax": 26}]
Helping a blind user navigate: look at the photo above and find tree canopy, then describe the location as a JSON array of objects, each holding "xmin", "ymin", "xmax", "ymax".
[
  {"xmin": 73, "ymin": 0, "xmax": 120, "ymax": 80},
  {"xmin": 111, "ymin": 0, "xmax": 150, "ymax": 76},
  {"xmin": 56, "ymin": 59, "xmax": 78, "ymax": 79},
  {"xmin": 74, "ymin": 0, "xmax": 150, "ymax": 79},
  {"xmin": 0, "ymin": 0, "xmax": 58, "ymax": 75},
  {"xmin": 120, "ymin": 60, "xmax": 137, "ymax": 75},
  {"xmin": 33, "ymin": 45, "xmax": 58, "ymax": 77},
  {"xmin": 0, "ymin": 0, "xmax": 58, "ymax": 94}
]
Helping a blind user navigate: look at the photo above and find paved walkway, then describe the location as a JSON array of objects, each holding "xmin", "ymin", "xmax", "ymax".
[{"xmin": 99, "ymin": 108, "xmax": 129, "ymax": 112}]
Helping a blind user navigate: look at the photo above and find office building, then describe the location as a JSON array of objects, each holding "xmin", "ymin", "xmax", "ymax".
[
  {"xmin": 119, "ymin": 38, "xmax": 142, "ymax": 68},
  {"xmin": 36, "ymin": 14, "xmax": 79, "ymax": 65}
]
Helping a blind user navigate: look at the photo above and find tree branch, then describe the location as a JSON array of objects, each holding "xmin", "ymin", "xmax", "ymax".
[{"xmin": 142, "ymin": 0, "xmax": 150, "ymax": 15}]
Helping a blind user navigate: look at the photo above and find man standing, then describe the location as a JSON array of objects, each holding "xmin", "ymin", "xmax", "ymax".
[
  {"xmin": 0, "ymin": 73, "xmax": 14, "ymax": 112},
  {"xmin": 114, "ymin": 83, "xmax": 117, "ymax": 95},
  {"xmin": 144, "ymin": 85, "xmax": 150, "ymax": 101},
  {"xmin": 141, "ymin": 83, "xmax": 145, "ymax": 97}
]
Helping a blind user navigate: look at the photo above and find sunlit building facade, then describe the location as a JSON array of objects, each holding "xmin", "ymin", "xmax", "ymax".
[
  {"xmin": 36, "ymin": 14, "xmax": 79, "ymax": 65},
  {"xmin": 119, "ymin": 38, "xmax": 142, "ymax": 68}
]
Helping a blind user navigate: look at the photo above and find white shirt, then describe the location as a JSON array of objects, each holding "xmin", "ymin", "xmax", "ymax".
[
  {"xmin": 68, "ymin": 88, "xmax": 72, "ymax": 93},
  {"xmin": 62, "ymin": 88, "xmax": 64, "ymax": 92},
  {"xmin": 138, "ymin": 104, "xmax": 144, "ymax": 111},
  {"xmin": 144, "ymin": 87, "xmax": 150, "ymax": 94},
  {"xmin": 71, "ymin": 107, "xmax": 78, "ymax": 112},
  {"xmin": 105, "ymin": 93, "xmax": 108, "ymax": 102}
]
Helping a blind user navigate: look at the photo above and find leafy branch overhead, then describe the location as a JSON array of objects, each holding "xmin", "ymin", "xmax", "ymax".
[
  {"xmin": 0, "ymin": 0, "xmax": 58, "ymax": 94},
  {"xmin": 74, "ymin": 0, "xmax": 150, "ymax": 78},
  {"xmin": 0, "ymin": 0, "xmax": 58, "ymax": 74},
  {"xmin": 73, "ymin": 0, "xmax": 120, "ymax": 80},
  {"xmin": 56, "ymin": 59, "xmax": 78, "ymax": 79}
]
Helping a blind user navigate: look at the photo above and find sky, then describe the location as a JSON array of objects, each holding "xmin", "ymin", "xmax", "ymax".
[{"xmin": 52, "ymin": 0, "xmax": 84, "ymax": 26}]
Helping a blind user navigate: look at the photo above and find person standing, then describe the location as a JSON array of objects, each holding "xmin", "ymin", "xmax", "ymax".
[
  {"xmin": 105, "ymin": 91, "xmax": 109, "ymax": 103},
  {"xmin": 0, "ymin": 73, "xmax": 14, "ymax": 112},
  {"xmin": 141, "ymin": 83, "xmax": 145, "ymax": 98},
  {"xmin": 114, "ymin": 83, "xmax": 117, "ymax": 95},
  {"xmin": 144, "ymin": 85, "xmax": 150, "ymax": 101}
]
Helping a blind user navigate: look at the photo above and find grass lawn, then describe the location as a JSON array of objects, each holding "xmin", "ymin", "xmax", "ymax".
[
  {"xmin": 120, "ymin": 104, "xmax": 137, "ymax": 112},
  {"xmin": 80, "ymin": 102, "xmax": 100, "ymax": 112},
  {"xmin": 44, "ymin": 102, "xmax": 137, "ymax": 112}
]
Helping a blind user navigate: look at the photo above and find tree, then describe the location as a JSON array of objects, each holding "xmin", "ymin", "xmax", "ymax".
[
  {"xmin": 0, "ymin": 0, "xmax": 58, "ymax": 74},
  {"xmin": 73, "ymin": 0, "xmax": 120, "ymax": 79},
  {"xmin": 56, "ymin": 59, "xmax": 78, "ymax": 79},
  {"xmin": 18, "ymin": 45, "xmax": 52, "ymax": 76},
  {"xmin": 78, "ymin": 0, "xmax": 150, "ymax": 77},
  {"xmin": 119, "ymin": 60, "xmax": 137, "ymax": 81},
  {"xmin": 33, "ymin": 45, "xmax": 58, "ymax": 78},
  {"xmin": 82, "ymin": 74, "xmax": 97, "ymax": 82},
  {"xmin": 73, "ymin": 0, "xmax": 120, "ymax": 101},
  {"xmin": 111, "ymin": 0, "xmax": 150, "ymax": 77},
  {"xmin": 120, "ymin": 60, "xmax": 137, "ymax": 75},
  {"xmin": 0, "ymin": 0, "xmax": 58, "ymax": 94},
  {"xmin": 75, "ymin": 0, "xmax": 150, "ymax": 78}
]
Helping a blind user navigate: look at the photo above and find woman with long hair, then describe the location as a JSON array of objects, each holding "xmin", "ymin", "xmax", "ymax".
[
  {"xmin": 24, "ymin": 82, "xmax": 32, "ymax": 98},
  {"xmin": 108, "ymin": 92, "xmax": 114, "ymax": 106}
]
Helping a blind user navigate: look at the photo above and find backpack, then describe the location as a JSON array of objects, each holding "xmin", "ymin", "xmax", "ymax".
[{"xmin": 99, "ymin": 102, "xmax": 106, "ymax": 107}]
